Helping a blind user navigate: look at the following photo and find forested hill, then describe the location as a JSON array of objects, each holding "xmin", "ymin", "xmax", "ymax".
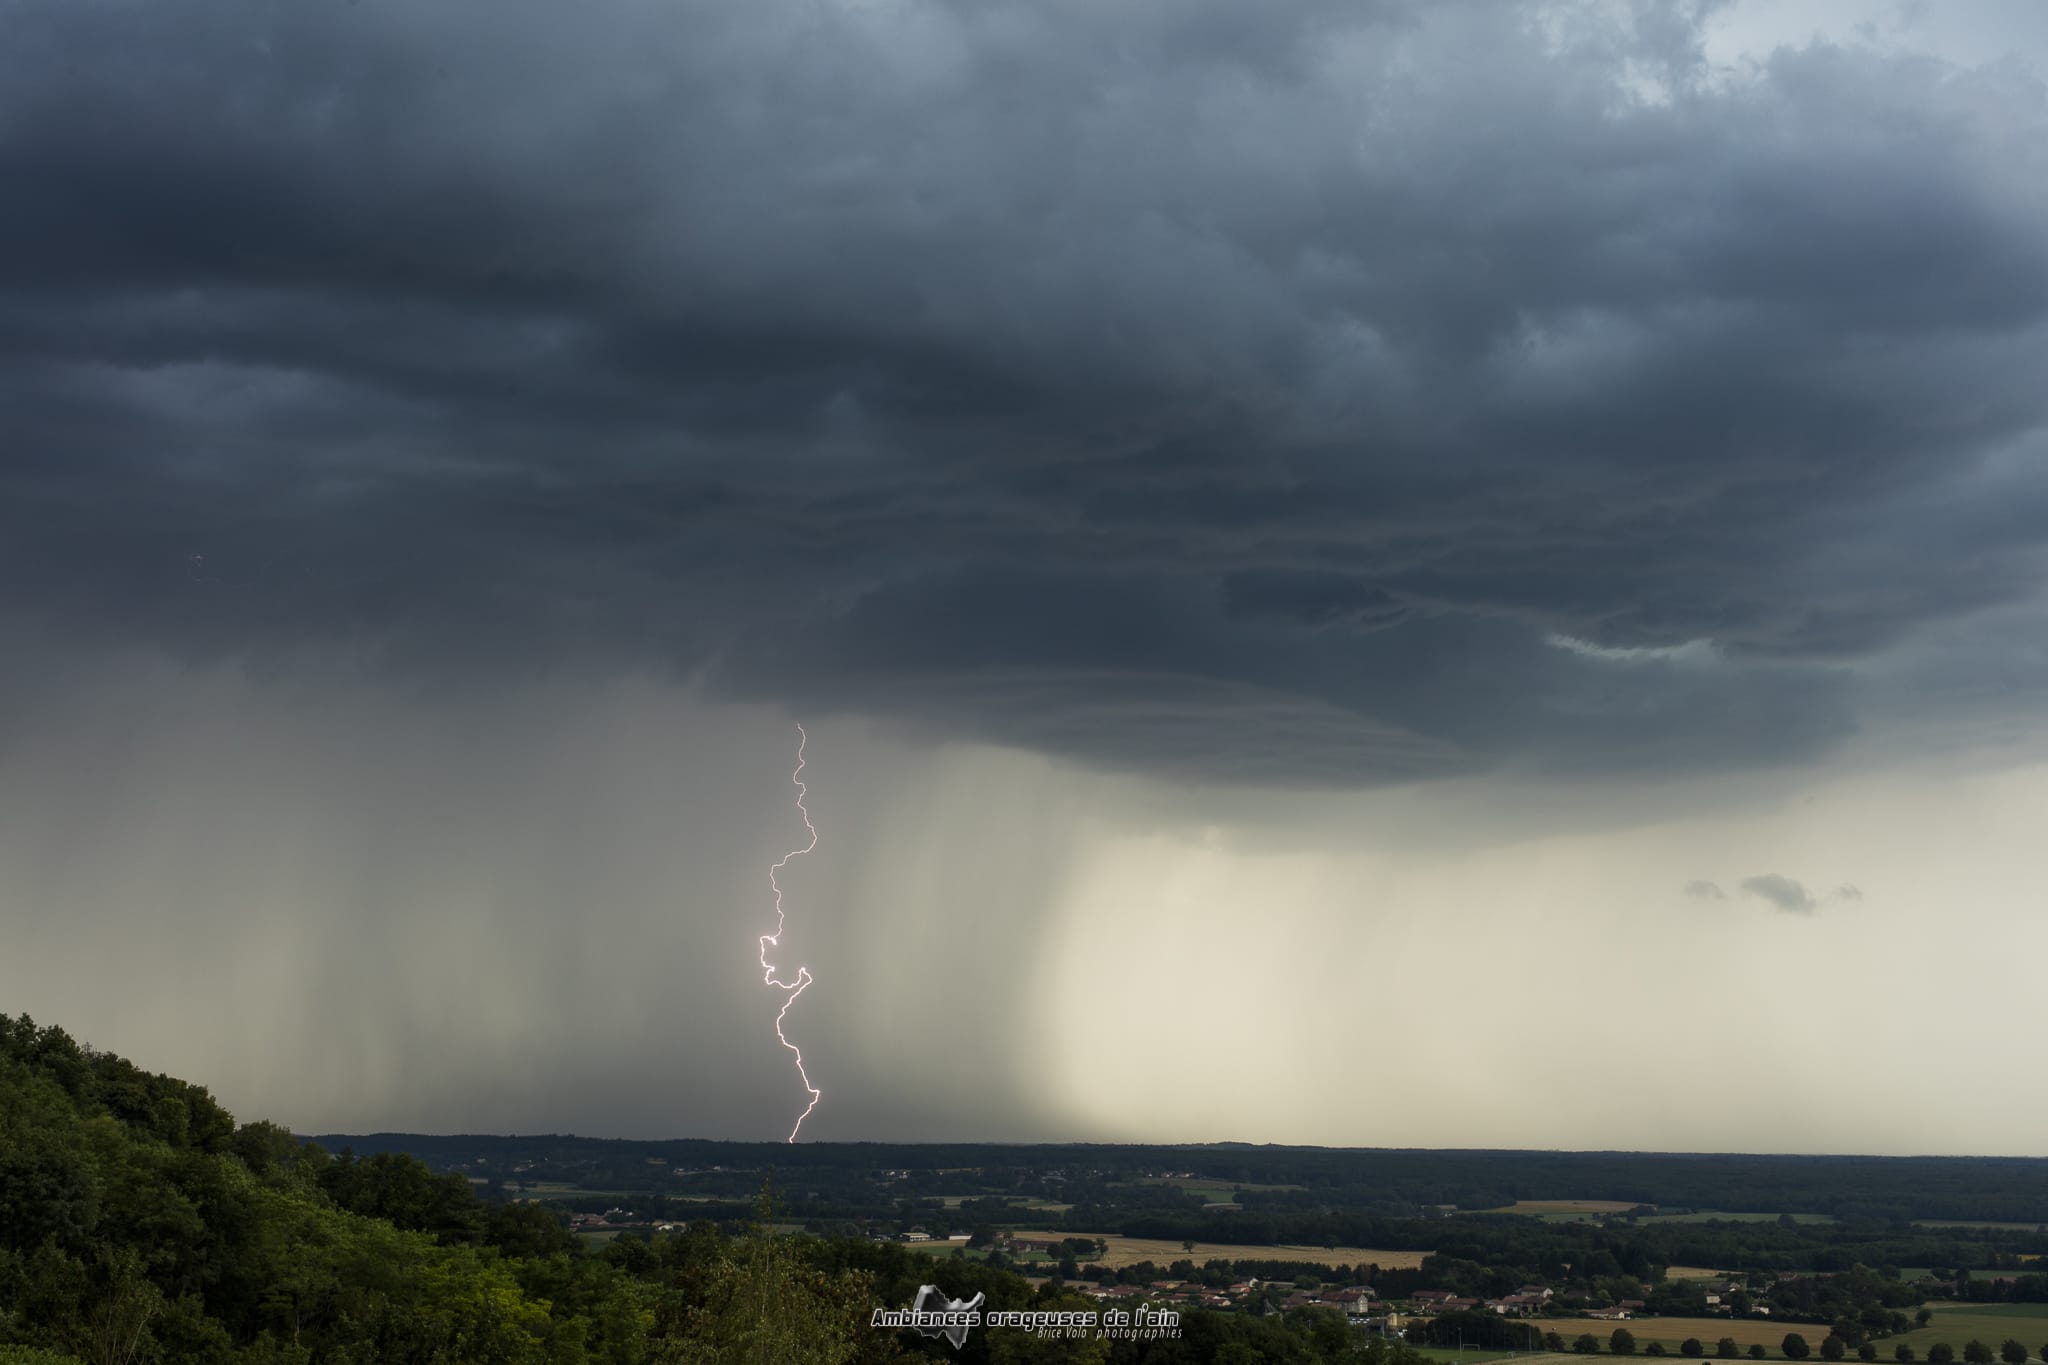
[{"xmin": 0, "ymin": 1012, "xmax": 676, "ymax": 1360}]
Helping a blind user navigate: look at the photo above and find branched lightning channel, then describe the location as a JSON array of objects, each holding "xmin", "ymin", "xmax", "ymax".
[{"xmin": 761, "ymin": 723, "xmax": 821, "ymax": 1143}]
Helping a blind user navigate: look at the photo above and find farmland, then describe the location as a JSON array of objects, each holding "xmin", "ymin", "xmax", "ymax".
[
  {"xmin": 1639, "ymin": 1211, "xmax": 1837, "ymax": 1226},
  {"xmin": 1491, "ymin": 1201, "xmax": 1643, "ymax": 1217},
  {"xmin": 936, "ymin": 1195, "xmax": 1073, "ymax": 1212},
  {"xmin": 1138, "ymin": 1177, "xmax": 1307, "ymax": 1206},
  {"xmin": 1013, "ymin": 1231, "xmax": 1431, "ymax": 1271},
  {"xmin": 1889, "ymin": 1302, "xmax": 2048, "ymax": 1355},
  {"xmin": 1610, "ymin": 1317, "xmax": 1857, "ymax": 1351},
  {"xmin": 1597, "ymin": 1305, "xmax": 2048, "ymax": 1359},
  {"xmin": 1479, "ymin": 1200, "xmax": 1840, "ymax": 1226}
]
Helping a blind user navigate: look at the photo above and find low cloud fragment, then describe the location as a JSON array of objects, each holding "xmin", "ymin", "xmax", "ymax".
[{"xmin": 1740, "ymin": 873, "xmax": 1818, "ymax": 913}]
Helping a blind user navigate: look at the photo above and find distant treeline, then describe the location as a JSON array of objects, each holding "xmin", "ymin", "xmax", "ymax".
[{"xmin": 319, "ymin": 1133, "xmax": 2048, "ymax": 1226}]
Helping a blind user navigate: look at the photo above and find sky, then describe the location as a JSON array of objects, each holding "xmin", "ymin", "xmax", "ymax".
[{"xmin": 4, "ymin": 0, "xmax": 2047, "ymax": 1155}]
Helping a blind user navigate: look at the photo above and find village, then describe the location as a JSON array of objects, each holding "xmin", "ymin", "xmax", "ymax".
[{"xmin": 867, "ymin": 1225, "xmax": 1762, "ymax": 1331}]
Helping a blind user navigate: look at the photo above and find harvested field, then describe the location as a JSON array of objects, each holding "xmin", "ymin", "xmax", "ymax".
[
  {"xmin": 1015, "ymin": 1232, "xmax": 1428, "ymax": 1271},
  {"xmin": 1611, "ymin": 1318, "xmax": 1850, "ymax": 1349}
]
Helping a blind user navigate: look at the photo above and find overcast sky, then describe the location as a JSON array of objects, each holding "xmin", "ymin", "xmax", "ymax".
[{"xmin": 5, "ymin": 0, "xmax": 2047, "ymax": 1155}]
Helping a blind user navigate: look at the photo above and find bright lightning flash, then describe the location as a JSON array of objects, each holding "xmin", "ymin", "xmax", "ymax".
[{"xmin": 761, "ymin": 723, "xmax": 822, "ymax": 1143}]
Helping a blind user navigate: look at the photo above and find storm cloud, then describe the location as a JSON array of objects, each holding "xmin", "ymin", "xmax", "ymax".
[
  {"xmin": 6, "ymin": 0, "xmax": 2048, "ymax": 785},
  {"xmin": 10, "ymin": 1, "xmax": 2048, "ymax": 1152}
]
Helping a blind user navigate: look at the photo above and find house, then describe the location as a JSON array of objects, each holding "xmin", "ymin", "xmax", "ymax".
[
  {"xmin": 1489, "ymin": 1293, "xmax": 1547, "ymax": 1316},
  {"xmin": 1519, "ymin": 1286, "xmax": 1555, "ymax": 1301},
  {"xmin": 1587, "ymin": 1306, "xmax": 1633, "ymax": 1321},
  {"xmin": 899, "ymin": 1229, "xmax": 931, "ymax": 1243},
  {"xmin": 1327, "ymin": 1288, "xmax": 1375, "ymax": 1314},
  {"xmin": 1414, "ymin": 1291, "xmax": 1458, "ymax": 1307}
]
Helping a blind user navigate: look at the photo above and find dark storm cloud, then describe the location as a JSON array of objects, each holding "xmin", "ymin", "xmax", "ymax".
[
  {"xmin": 1741, "ymin": 873, "xmax": 1818, "ymax": 913},
  {"xmin": 6, "ymin": 0, "xmax": 2048, "ymax": 783}
]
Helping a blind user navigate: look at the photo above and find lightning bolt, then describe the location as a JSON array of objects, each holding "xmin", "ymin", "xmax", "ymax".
[{"xmin": 761, "ymin": 723, "xmax": 822, "ymax": 1143}]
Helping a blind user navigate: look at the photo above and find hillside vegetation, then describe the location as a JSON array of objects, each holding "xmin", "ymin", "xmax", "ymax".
[{"xmin": 0, "ymin": 1012, "xmax": 1420, "ymax": 1364}]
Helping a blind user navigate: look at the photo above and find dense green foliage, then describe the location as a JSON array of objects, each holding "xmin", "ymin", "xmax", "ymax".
[
  {"xmin": 0, "ymin": 1013, "xmax": 1443, "ymax": 1363},
  {"xmin": 0, "ymin": 1014, "xmax": 673, "ymax": 1361}
]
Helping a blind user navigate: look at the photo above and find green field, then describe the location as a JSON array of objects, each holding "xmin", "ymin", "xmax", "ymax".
[
  {"xmin": 1638, "ymin": 1211, "xmax": 1838, "ymax": 1226},
  {"xmin": 487, "ymin": 1180, "xmax": 641, "ymax": 1201},
  {"xmin": 1479, "ymin": 1202, "xmax": 1839, "ymax": 1227},
  {"xmin": 1892, "ymin": 1302, "xmax": 2048, "ymax": 1355},
  {"xmin": 1134, "ymin": 1177, "xmax": 1302, "ymax": 1206},
  {"xmin": 1896, "ymin": 1264, "xmax": 2041, "ymax": 1279},
  {"xmin": 904, "ymin": 1241, "xmax": 981, "ymax": 1258},
  {"xmin": 1616, "ymin": 1304, "xmax": 2048, "ymax": 1360},
  {"xmin": 936, "ymin": 1196, "xmax": 1074, "ymax": 1213}
]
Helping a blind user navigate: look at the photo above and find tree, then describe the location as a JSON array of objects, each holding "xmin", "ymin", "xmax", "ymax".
[
  {"xmin": 1896, "ymin": 1348, "xmax": 1916, "ymax": 1362},
  {"xmin": 1613, "ymin": 1329, "xmax": 1638, "ymax": 1356},
  {"xmin": 1785, "ymin": 1335, "xmax": 1812, "ymax": 1360},
  {"xmin": 1918, "ymin": 1312, "xmax": 1935, "ymax": 1330},
  {"xmin": 1576, "ymin": 1335, "xmax": 1602, "ymax": 1354},
  {"xmin": 1928, "ymin": 1345, "xmax": 1956, "ymax": 1365},
  {"xmin": 1683, "ymin": 1341, "xmax": 1704, "ymax": 1358},
  {"xmin": 1860, "ymin": 1345, "xmax": 1879, "ymax": 1362},
  {"xmin": 1719, "ymin": 1340, "xmax": 1741, "ymax": 1359},
  {"xmin": 1549, "ymin": 1334, "xmax": 1567, "ymax": 1351},
  {"xmin": 1966, "ymin": 1344, "xmax": 1993, "ymax": 1365},
  {"xmin": 1649, "ymin": 1345, "xmax": 1668, "ymax": 1358},
  {"xmin": 1751, "ymin": 1348, "xmax": 1767, "ymax": 1360},
  {"xmin": 1823, "ymin": 1338, "xmax": 1846, "ymax": 1361},
  {"xmin": 1999, "ymin": 1344, "xmax": 2027, "ymax": 1365},
  {"xmin": 656, "ymin": 1221, "xmax": 877, "ymax": 1364}
]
